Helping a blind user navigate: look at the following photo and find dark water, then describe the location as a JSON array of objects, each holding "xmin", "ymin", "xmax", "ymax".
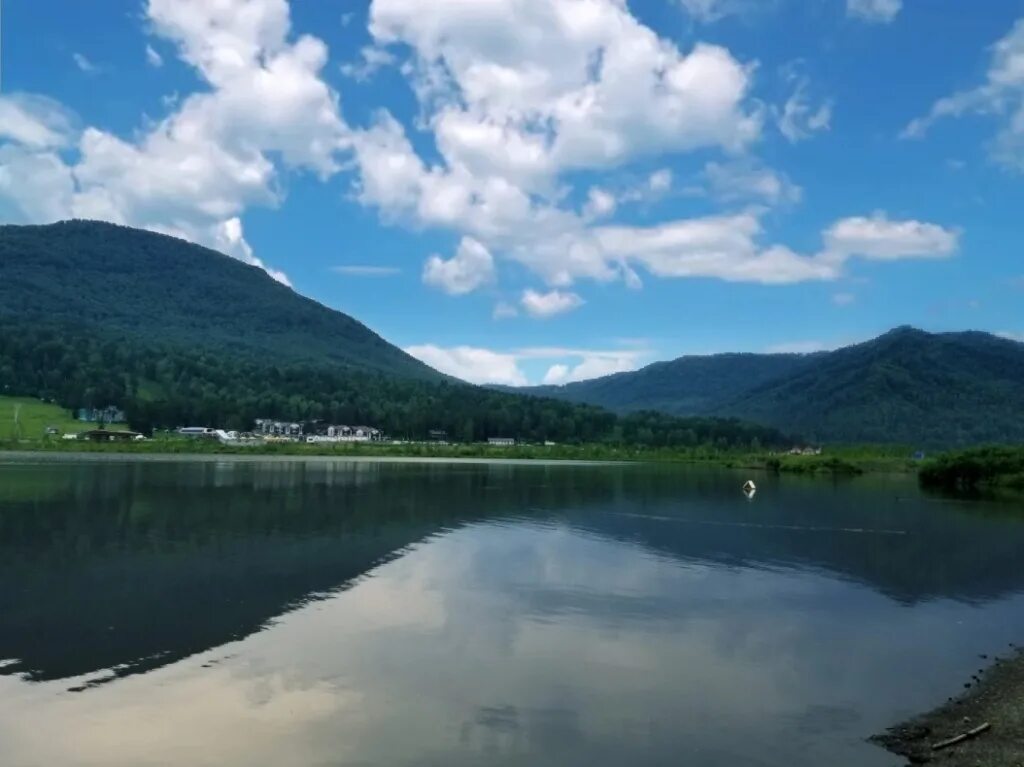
[{"xmin": 2, "ymin": 456, "xmax": 1024, "ymax": 767}]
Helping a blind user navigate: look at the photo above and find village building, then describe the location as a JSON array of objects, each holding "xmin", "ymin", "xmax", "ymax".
[
  {"xmin": 488, "ymin": 437, "xmax": 515, "ymax": 446},
  {"xmin": 77, "ymin": 405, "xmax": 126, "ymax": 424}
]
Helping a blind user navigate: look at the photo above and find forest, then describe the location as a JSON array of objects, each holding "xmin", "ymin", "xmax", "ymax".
[{"xmin": 0, "ymin": 317, "xmax": 790, "ymax": 449}]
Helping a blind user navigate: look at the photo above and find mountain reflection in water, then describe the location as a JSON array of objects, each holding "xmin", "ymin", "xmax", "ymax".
[{"xmin": 1, "ymin": 456, "xmax": 1024, "ymax": 767}]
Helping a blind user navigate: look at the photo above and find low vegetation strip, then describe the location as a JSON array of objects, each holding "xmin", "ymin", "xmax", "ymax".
[{"xmin": 918, "ymin": 447, "xmax": 1024, "ymax": 491}]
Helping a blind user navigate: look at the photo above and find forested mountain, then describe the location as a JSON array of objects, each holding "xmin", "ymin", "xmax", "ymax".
[
  {"xmin": 0, "ymin": 220, "xmax": 436, "ymax": 379},
  {"xmin": 524, "ymin": 328, "xmax": 1024, "ymax": 446},
  {"xmin": 0, "ymin": 220, "xmax": 787, "ymax": 449},
  {"xmin": 527, "ymin": 352, "xmax": 819, "ymax": 414}
]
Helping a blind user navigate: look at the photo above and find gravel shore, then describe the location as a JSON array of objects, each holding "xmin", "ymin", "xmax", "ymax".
[{"xmin": 872, "ymin": 648, "xmax": 1024, "ymax": 765}]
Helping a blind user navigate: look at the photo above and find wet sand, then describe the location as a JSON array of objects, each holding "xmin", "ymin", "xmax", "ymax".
[{"xmin": 872, "ymin": 648, "xmax": 1024, "ymax": 765}]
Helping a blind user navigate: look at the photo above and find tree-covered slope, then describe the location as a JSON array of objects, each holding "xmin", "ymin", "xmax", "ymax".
[
  {"xmin": 721, "ymin": 328, "xmax": 1024, "ymax": 446},
  {"xmin": 525, "ymin": 328, "xmax": 1024, "ymax": 446},
  {"xmin": 0, "ymin": 220, "xmax": 436, "ymax": 379},
  {"xmin": 0, "ymin": 220, "xmax": 790, "ymax": 449},
  {"xmin": 527, "ymin": 352, "xmax": 818, "ymax": 414}
]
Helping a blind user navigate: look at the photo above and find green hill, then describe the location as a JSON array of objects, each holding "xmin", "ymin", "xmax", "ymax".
[
  {"xmin": 523, "ymin": 328, "xmax": 1024, "ymax": 446},
  {"xmin": 0, "ymin": 396, "xmax": 129, "ymax": 441},
  {"xmin": 527, "ymin": 352, "xmax": 818, "ymax": 414},
  {"xmin": 0, "ymin": 220, "xmax": 788, "ymax": 450},
  {"xmin": 0, "ymin": 220, "xmax": 436, "ymax": 379}
]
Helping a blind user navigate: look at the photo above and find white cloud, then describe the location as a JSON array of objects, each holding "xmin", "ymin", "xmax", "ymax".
[
  {"xmin": 403, "ymin": 344, "xmax": 528, "ymax": 386},
  {"xmin": 422, "ymin": 237, "xmax": 495, "ymax": 294},
  {"xmin": 340, "ymin": 46, "xmax": 396, "ymax": 81},
  {"xmin": 648, "ymin": 169, "xmax": 673, "ymax": 193},
  {"xmin": 73, "ymin": 53, "xmax": 98, "ymax": 74},
  {"xmin": 347, "ymin": 0, "xmax": 951, "ymax": 295},
  {"xmin": 0, "ymin": 94, "xmax": 76, "ymax": 149},
  {"xmin": 547, "ymin": 354, "xmax": 638, "ymax": 383},
  {"xmin": 704, "ymin": 160, "xmax": 802, "ymax": 204},
  {"xmin": 359, "ymin": 0, "xmax": 761, "ymax": 208},
  {"xmin": 521, "ymin": 288, "xmax": 585, "ymax": 318},
  {"xmin": 146, "ymin": 45, "xmax": 164, "ymax": 67},
  {"xmin": 822, "ymin": 212, "xmax": 959, "ymax": 260},
  {"xmin": 591, "ymin": 214, "xmax": 838, "ymax": 284},
  {"xmin": 675, "ymin": 0, "xmax": 748, "ymax": 23},
  {"xmin": 846, "ymin": 0, "xmax": 902, "ymax": 24},
  {"xmin": 492, "ymin": 301, "xmax": 519, "ymax": 320},
  {"xmin": 406, "ymin": 343, "xmax": 647, "ymax": 385},
  {"xmin": 583, "ymin": 187, "xmax": 617, "ymax": 219},
  {"xmin": 0, "ymin": 0, "xmax": 351, "ymax": 286},
  {"xmin": 831, "ymin": 292, "xmax": 856, "ymax": 306},
  {"xmin": 331, "ymin": 265, "xmax": 401, "ymax": 276},
  {"xmin": 903, "ymin": 19, "xmax": 1024, "ymax": 171},
  {"xmin": 775, "ymin": 72, "xmax": 832, "ymax": 143},
  {"xmin": 542, "ymin": 364, "xmax": 571, "ymax": 385}
]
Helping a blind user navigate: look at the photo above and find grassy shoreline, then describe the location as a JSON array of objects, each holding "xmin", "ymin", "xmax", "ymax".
[{"xmin": 0, "ymin": 436, "xmax": 920, "ymax": 475}]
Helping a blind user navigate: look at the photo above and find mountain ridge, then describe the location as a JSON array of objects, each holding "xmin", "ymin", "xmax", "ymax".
[
  {"xmin": 520, "ymin": 326, "xmax": 1024, "ymax": 446},
  {"xmin": 0, "ymin": 219, "xmax": 438, "ymax": 380}
]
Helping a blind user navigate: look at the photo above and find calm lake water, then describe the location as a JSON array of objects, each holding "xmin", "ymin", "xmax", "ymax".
[{"xmin": 2, "ymin": 456, "xmax": 1024, "ymax": 767}]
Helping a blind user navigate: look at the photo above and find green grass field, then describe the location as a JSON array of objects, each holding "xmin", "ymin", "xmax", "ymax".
[{"xmin": 0, "ymin": 396, "xmax": 129, "ymax": 441}]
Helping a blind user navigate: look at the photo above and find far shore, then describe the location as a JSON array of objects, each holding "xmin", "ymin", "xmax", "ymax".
[{"xmin": 0, "ymin": 438, "xmax": 920, "ymax": 476}]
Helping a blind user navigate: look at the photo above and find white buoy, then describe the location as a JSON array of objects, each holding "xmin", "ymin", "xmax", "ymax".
[{"xmin": 742, "ymin": 480, "xmax": 756, "ymax": 498}]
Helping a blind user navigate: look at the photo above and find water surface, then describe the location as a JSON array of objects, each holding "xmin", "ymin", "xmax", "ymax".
[{"xmin": 2, "ymin": 456, "xmax": 1024, "ymax": 766}]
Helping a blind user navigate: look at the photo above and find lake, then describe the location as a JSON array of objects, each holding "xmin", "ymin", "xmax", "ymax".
[{"xmin": 2, "ymin": 455, "xmax": 1024, "ymax": 767}]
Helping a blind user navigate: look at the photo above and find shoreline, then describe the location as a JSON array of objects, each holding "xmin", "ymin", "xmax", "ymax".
[
  {"xmin": 0, "ymin": 441, "xmax": 917, "ymax": 475},
  {"xmin": 872, "ymin": 648, "xmax": 1024, "ymax": 765},
  {"xmin": 0, "ymin": 449, "xmax": 628, "ymax": 467}
]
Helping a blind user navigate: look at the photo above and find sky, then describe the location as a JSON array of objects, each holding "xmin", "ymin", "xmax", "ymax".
[{"xmin": 0, "ymin": 0, "xmax": 1022, "ymax": 386}]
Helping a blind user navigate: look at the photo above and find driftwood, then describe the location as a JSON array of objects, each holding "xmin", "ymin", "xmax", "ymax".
[{"xmin": 931, "ymin": 722, "xmax": 991, "ymax": 751}]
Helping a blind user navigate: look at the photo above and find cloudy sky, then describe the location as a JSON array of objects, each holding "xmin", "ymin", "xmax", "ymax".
[{"xmin": 1, "ymin": 0, "xmax": 1022, "ymax": 385}]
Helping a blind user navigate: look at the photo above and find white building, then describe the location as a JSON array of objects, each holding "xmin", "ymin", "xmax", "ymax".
[{"xmin": 488, "ymin": 437, "xmax": 515, "ymax": 446}]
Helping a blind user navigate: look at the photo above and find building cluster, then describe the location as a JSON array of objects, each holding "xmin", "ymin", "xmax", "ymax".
[
  {"xmin": 787, "ymin": 446, "xmax": 823, "ymax": 456},
  {"xmin": 77, "ymin": 405, "xmax": 126, "ymax": 424},
  {"xmin": 253, "ymin": 419, "xmax": 384, "ymax": 443}
]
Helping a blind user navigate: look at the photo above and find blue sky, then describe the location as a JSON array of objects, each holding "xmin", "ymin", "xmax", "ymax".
[{"xmin": 1, "ymin": 0, "xmax": 1022, "ymax": 385}]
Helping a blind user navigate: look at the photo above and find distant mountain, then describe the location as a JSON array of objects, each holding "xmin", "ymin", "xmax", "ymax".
[
  {"xmin": 0, "ymin": 220, "xmax": 436, "ymax": 379},
  {"xmin": 528, "ymin": 352, "xmax": 819, "ymax": 415},
  {"xmin": 0, "ymin": 220, "xmax": 788, "ymax": 449},
  {"xmin": 524, "ymin": 328, "xmax": 1024, "ymax": 446}
]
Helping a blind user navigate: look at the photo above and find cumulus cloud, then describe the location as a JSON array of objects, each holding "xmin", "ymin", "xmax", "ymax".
[
  {"xmin": 583, "ymin": 187, "xmax": 617, "ymax": 219},
  {"xmin": 704, "ymin": 159, "xmax": 802, "ymax": 204},
  {"xmin": 903, "ymin": 19, "xmax": 1024, "ymax": 171},
  {"xmin": 0, "ymin": 94, "xmax": 76, "ymax": 149},
  {"xmin": 0, "ymin": 0, "xmax": 350, "ymax": 286},
  {"xmin": 340, "ymin": 45, "xmax": 396, "ymax": 81},
  {"xmin": 405, "ymin": 344, "xmax": 647, "ymax": 385},
  {"xmin": 648, "ymin": 169, "xmax": 674, "ymax": 193},
  {"xmin": 521, "ymin": 289, "xmax": 585, "ymax": 318},
  {"xmin": 422, "ymin": 237, "xmax": 495, "ymax": 294},
  {"xmin": 403, "ymin": 345, "xmax": 528, "ymax": 386},
  {"xmin": 350, "ymin": 0, "xmax": 763, "ymax": 256},
  {"xmin": 846, "ymin": 0, "xmax": 902, "ymax": 24},
  {"xmin": 369, "ymin": 0, "xmax": 760, "ymax": 181},
  {"xmin": 822, "ymin": 212, "xmax": 959, "ymax": 261},
  {"xmin": 542, "ymin": 354, "xmax": 638, "ymax": 384}
]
